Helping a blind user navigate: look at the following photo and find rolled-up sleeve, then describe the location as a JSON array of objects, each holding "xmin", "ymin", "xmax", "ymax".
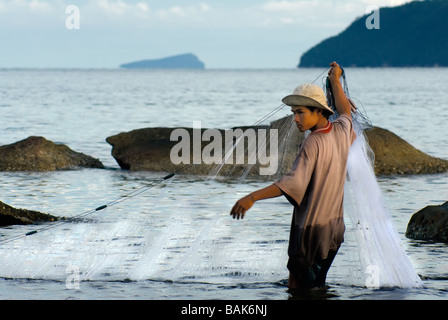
[
  {"xmin": 334, "ymin": 114, "xmax": 356, "ymax": 145},
  {"xmin": 274, "ymin": 138, "xmax": 317, "ymax": 207}
]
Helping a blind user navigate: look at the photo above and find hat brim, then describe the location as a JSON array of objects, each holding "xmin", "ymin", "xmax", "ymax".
[{"xmin": 282, "ymin": 95, "xmax": 334, "ymax": 115}]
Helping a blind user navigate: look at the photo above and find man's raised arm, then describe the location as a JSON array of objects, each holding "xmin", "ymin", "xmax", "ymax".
[{"xmin": 328, "ymin": 61, "xmax": 352, "ymax": 118}]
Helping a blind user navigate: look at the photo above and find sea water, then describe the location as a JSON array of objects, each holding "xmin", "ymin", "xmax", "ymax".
[{"xmin": 0, "ymin": 68, "xmax": 447, "ymax": 299}]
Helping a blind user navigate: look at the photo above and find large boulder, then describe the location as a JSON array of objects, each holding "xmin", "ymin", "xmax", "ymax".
[
  {"xmin": 106, "ymin": 117, "xmax": 448, "ymax": 177},
  {"xmin": 0, "ymin": 200, "xmax": 59, "ymax": 227},
  {"xmin": 364, "ymin": 127, "xmax": 448, "ymax": 175},
  {"xmin": 405, "ymin": 201, "xmax": 448, "ymax": 243},
  {"xmin": 105, "ymin": 126, "xmax": 279, "ymax": 177},
  {"xmin": 0, "ymin": 136, "xmax": 104, "ymax": 171}
]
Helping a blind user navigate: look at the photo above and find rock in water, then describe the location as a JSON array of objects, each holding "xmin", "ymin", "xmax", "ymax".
[
  {"xmin": 106, "ymin": 127, "xmax": 188, "ymax": 172},
  {"xmin": 364, "ymin": 127, "xmax": 448, "ymax": 175},
  {"xmin": 105, "ymin": 126, "xmax": 274, "ymax": 176},
  {"xmin": 106, "ymin": 117, "xmax": 448, "ymax": 177},
  {"xmin": 406, "ymin": 201, "xmax": 448, "ymax": 243},
  {"xmin": 0, "ymin": 136, "xmax": 104, "ymax": 171},
  {"xmin": 0, "ymin": 200, "xmax": 59, "ymax": 226}
]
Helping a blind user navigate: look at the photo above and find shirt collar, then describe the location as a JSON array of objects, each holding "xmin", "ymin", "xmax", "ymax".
[{"xmin": 310, "ymin": 121, "xmax": 332, "ymax": 135}]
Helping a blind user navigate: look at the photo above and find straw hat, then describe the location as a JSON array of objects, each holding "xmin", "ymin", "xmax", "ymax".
[{"xmin": 282, "ymin": 83, "xmax": 334, "ymax": 115}]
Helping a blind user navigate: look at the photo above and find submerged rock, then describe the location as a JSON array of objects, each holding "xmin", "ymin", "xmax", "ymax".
[
  {"xmin": 106, "ymin": 116, "xmax": 448, "ymax": 177},
  {"xmin": 0, "ymin": 200, "xmax": 59, "ymax": 227},
  {"xmin": 405, "ymin": 201, "xmax": 448, "ymax": 243},
  {"xmin": 0, "ymin": 136, "xmax": 104, "ymax": 171}
]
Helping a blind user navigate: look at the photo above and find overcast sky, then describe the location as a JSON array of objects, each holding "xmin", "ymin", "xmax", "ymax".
[{"xmin": 0, "ymin": 0, "xmax": 413, "ymax": 68}]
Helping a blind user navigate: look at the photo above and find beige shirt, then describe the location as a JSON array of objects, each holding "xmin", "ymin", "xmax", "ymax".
[{"xmin": 274, "ymin": 114, "xmax": 356, "ymax": 267}]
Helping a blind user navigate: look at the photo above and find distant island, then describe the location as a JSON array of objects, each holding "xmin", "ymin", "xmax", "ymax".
[
  {"xmin": 120, "ymin": 53, "xmax": 205, "ymax": 69},
  {"xmin": 299, "ymin": 0, "xmax": 448, "ymax": 67}
]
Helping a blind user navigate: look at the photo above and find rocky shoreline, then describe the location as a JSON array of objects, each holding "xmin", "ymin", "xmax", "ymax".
[{"xmin": 1, "ymin": 118, "xmax": 447, "ymax": 229}]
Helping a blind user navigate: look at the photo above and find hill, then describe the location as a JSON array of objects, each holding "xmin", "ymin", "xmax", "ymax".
[
  {"xmin": 298, "ymin": 0, "xmax": 448, "ymax": 67},
  {"xmin": 120, "ymin": 53, "xmax": 205, "ymax": 69}
]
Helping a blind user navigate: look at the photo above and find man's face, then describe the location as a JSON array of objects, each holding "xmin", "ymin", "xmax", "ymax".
[{"xmin": 291, "ymin": 106, "xmax": 319, "ymax": 132}]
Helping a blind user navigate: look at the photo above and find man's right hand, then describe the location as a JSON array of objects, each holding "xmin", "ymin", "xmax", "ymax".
[{"xmin": 230, "ymin": 195, "xmax": 254, "ymax": 220}]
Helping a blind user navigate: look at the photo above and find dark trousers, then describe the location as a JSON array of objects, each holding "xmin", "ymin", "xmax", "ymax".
[{"xmin": 287, "ymin": 248, "xmax": 339, "ymax": 290}]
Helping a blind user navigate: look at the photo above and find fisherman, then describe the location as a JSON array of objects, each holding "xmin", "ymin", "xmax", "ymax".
[{"xmin": 230, "ymin": 61, "xmax": 356, "ymax": 291}]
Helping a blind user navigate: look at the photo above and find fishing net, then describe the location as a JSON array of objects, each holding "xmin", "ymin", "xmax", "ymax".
[
  {"xmin": 198, "ymin": 69, "xmax": 424, "ymax": 288},
  {"xmin": 0, "ymin": 69, "xmax": 423, "ymax": 290},
  {"xmin": 326, "ymin": 72, "xmax": 423, "ymax": 288}
]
